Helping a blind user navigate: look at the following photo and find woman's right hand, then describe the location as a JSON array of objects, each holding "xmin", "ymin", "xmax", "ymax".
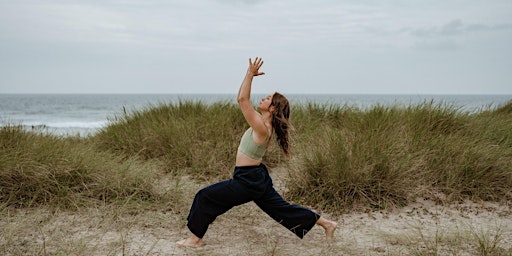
[{"xmin": 247, "ymin": 57, "xmax": 265, "ymax": 77}]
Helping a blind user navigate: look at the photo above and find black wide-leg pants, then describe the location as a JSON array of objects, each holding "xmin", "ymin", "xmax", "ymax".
[{"xmin": 186, "ymin": 164, "xmax": 320, "ymax": 239}]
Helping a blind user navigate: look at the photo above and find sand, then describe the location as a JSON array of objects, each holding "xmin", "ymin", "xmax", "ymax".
[{"xmin": 1, "ymin": 168, "xmax": 511, "ymax": 255}]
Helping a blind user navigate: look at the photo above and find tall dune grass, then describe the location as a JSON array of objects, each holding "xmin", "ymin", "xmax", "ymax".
[
  {"xmin": 94, "ymin": 101, "xmax": 283, "ymax": 180},
  {"xmin": 0, "ymin": 126, "xmax": 161, "ymax": 208},
  {"xmin": 287, "ymin": 100, "xmax": 512, "ymax": 212},
  {"xmin": 1, "ymin": 99, "xmax": 510, "ymax": 212}
]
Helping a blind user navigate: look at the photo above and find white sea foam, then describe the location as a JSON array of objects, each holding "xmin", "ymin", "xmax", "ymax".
[{"xmin": 43, "ymin": 121, "xmax": 108, "ymax": 128}]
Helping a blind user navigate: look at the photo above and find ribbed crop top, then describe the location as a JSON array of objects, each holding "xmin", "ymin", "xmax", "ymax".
[{"xmin": 237, "ymin": 127, "xmax": 270, "ymax": 161}]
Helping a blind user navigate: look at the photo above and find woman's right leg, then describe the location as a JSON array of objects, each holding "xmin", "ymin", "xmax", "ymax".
[{"xmin": 178, "ymin": 178, "xmax": 254, "ymax": 247}]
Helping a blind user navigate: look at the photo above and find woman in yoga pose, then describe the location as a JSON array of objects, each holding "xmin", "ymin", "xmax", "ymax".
[{"xmin": 176, "ymin": 57, "xmax": 337, "ymax": 248}]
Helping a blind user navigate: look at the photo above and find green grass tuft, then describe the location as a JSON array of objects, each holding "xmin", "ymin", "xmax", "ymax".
[
  {"xmin": 1, "ymin": 99, "xmax": 511, "ymax": 213},
  {"xmin": 286, "ymin": 101, "xmax": 512, "ymax": 212},
  {"xmin": 0, "ymin": 125, "xmax": 161, "ymax": 208},
  {"xmin": 94, "ymin": 100, "xmax": 283, "ymax": 180}
]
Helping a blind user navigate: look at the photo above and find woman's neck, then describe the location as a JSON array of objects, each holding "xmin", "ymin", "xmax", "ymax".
[
  {"xmin": 261, "ymin": 110, "xmax": 271, "ymax": 121},
  {"xmin": 261, "ymin": 112, "xmax": 273, "ymax": 131}
]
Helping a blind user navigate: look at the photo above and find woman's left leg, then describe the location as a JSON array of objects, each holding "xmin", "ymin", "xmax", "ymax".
[
  {"xmin": 254, "ymin": 186, "xmax": 320, "ymax": 239},
  {"xmin": 254, "ymin": 186, "xmax": 337, "ymax": 239}
]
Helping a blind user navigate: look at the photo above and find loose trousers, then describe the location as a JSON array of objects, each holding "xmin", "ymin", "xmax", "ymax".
[{"xmin": 186, "ymin": 164, "xmax": 320, "ymax": 239}]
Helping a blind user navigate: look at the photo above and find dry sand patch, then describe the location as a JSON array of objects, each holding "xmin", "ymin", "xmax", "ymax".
[{"xmin": 1, "ymin": 169, "xmax": 511, "ymax": 255}]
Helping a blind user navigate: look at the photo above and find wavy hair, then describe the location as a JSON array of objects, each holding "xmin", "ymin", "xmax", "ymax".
[{"xmin": 270, "ymin": 92, "xmax": 292, "ymax": 158}]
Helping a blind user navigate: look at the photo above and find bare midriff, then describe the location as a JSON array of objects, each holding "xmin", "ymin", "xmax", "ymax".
[{"xmin": 235, "ymin": 150, "xmax": 262, "ymax": 167}]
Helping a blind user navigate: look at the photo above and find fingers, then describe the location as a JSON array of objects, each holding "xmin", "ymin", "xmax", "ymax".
[
  {"xmin": 249, "ymin": 57, "xmax": 264, "ymax": 67},
  {"xmin": 254, "ymin": 57, "xmax": 263, "ymax": 68},
  {"xmin": 248, "ymin": 57, "xmax": 265, "ymax": 76}
]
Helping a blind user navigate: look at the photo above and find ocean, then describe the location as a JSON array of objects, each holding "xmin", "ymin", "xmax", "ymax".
[{"xmin": 1, "ymin": 94, "xmax": 510, "ymax": 136}]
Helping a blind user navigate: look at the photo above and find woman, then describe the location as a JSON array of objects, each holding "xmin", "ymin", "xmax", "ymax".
[{"xmin": 176, "ymin": 57, "xmax": 337, "ymax": 248}]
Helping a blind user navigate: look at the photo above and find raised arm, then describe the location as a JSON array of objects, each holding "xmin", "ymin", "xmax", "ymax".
[{"xmin": 237, "ymin": 57, "xmax": 268, "ymax": 138}]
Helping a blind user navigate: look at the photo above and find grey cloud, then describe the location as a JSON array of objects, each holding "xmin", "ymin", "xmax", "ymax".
[
  {"xmin": 412, "ymin": 40, "xmax": 460, "ymax": 51},
  {"xmin": 411, "ymin": 19, "xmax": 512, "ymax": 38},
  {"xmin": 466, "ymin": 23, "xmax": 512, "ymax": 32},
  {"xmin": 214, "ymin": 0, "xmax": 267, "ymax": 5}
]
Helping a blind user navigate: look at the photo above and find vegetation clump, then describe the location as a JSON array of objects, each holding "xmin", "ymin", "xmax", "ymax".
[
  {"xmin": 0, "ymin": 126, "xmax": 160, "ymax": 208},
  {"xmin": 1, "ymin": 99, "xmax": 511, "ymax": 213},
  {"xmin": 287, "ymin": 101, "xmax": 512, "ymax": 212},
  {"xmin": 95, "ymin": 101, "xmax": 283, "ymax": 179}
]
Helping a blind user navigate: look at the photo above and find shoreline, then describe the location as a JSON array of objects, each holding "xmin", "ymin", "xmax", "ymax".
[{"xmin": 2, "ymin": 95, "xmax": 511, "ymax": 137}]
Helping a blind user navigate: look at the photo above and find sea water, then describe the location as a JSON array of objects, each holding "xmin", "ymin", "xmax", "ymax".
[{"xmin": 1, "ymin": 94, "xmax": 510, "ymax": 136}]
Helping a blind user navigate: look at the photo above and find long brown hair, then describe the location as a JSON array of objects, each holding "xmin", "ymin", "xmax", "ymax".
[{"xmin": 270, "ymin": 92, "xmax": 292, "ymax": 158}]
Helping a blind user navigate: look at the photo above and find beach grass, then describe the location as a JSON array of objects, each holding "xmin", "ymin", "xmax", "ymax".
[
  {"xmin": 1, "ymin": 99, "xmax": 511, "ymax": 211},
  {"xmin": 1, "ymin": 99, "xmax": 511, "ymax": 255},
  {"xmin": 0, "ymin": 125, "xmax": 166, "ymax": 209},
  {"xmin": 94, "ymin": 100, "xmax": 284, "ymax": 180},
  {"xmin": 287, "ymin": 100, "xmax": 512, "ymax": 212}
]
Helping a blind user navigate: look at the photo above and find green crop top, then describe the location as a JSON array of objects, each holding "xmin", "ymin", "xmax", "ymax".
[{"xmin": 237, "ymin": 127, "xmax": 271, "ymax": 161}]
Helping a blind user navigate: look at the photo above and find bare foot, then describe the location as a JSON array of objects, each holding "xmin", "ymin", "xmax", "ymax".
[
  {"xmin": 176, "ymin": 236, "xmax": 204, "ymax": 248},
  {"xmin": 324, "ymin": 220, "xmax": 337, "ymax": 239},
  {"xmin": 316, "ymin": 217, "xmax": 338, "ymax": 239}
]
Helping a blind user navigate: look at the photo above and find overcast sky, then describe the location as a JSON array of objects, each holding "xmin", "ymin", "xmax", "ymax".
[{"xmin": 1, "ymin": 0, "xmax": 511, "ymax": 95}]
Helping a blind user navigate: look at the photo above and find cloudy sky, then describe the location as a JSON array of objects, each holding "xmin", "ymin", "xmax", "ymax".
[{"xmin": 1, "ymin": 0, "xmax": 511, "ymax": 95}]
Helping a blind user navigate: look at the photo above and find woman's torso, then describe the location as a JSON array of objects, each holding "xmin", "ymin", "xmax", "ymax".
[
  {"xmin": 235, "ymin": 126, "xmax": 271, "ymax": 166},
  {"xmin": 235, "ymin": 151, "xmax": 262, "ymax": 166}
]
